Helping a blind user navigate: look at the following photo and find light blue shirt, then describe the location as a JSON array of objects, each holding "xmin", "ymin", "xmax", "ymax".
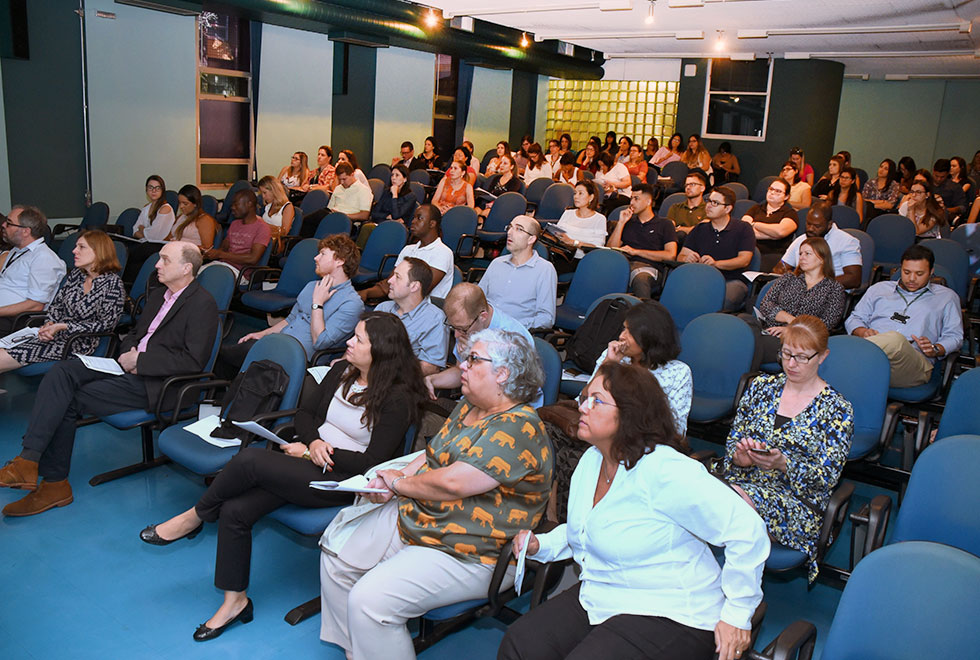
[
  {"xmin": 845, "ymin": 281, "xmax": 963, "ymax": 361},
  {"xmin": 283, "ymin": 279, "xmax": 364, "ymax": 358},
  {"xmin": 0, "ymin": 238, "xmax": 66, "ymax": 308},
  {"xmin": 376, "ymin": 298, "xmax": 449, "ymax": 367},
  {"xmin": 478, "ymin": 251, "xmax": 557, "ymax": 329}
]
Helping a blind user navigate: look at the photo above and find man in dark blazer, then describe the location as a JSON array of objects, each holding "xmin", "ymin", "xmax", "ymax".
[{"xmin": 0, "ymin": 241, "xmax": 219, "ymax": 517}]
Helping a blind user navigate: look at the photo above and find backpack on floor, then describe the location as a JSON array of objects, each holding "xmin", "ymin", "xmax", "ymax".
[{"xmin": 563, "ymin": 297, "xmax": 631, "ymax": 374}]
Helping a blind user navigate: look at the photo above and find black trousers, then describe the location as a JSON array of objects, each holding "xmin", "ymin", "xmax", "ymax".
[
  {"xmin": 498, "ymin": 583, "xmax": 715, "ymax": 660},
  {"xmin": 214, "ymin": 338, "xmax": 258, "ymax": 380},
  {"xmin": 0, "ymin": 315, "xmax": 14, "ymax": 335},
  {"xmin": 299, "ymin": 208, "xmax": 331, "ymax": 238},
  {"xmin": 194, "ymin": 446, "xmax": 354, "ymax": 592},
  {"xmin": 20, "ymin": 360, "xmax": 151, "ymax": 481}
]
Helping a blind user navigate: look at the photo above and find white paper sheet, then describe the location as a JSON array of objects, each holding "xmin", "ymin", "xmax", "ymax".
[
  {"xmin": 75, "ymin": 353, "xmax": 125, "ymax": 375},
  {"xmin": 561, "ymin": 369, "xmax": 591, "ymax": 383},
  {"xmin": 513, "ymin": 532, "xmax": 530, "ymax": 596},
  {"xmin": 185, "ymin": 414, "xmax": 240, "ymax": 448},
  {"xmin": 231, "ymin": 420, "xmax": 288, "ymax": 446},
  {"xmin": 307, "ymin": 365, "xmax": 331, "ymax": 385},
  {"xmin": 0, "ymin": 326, "xmax": 38, "ymax": 349},
  {"xmin": 309, "ymin": 474, "xmax": 389, "ymax": 494}
]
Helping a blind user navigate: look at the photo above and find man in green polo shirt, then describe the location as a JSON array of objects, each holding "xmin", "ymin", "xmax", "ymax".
[{"xmin": 666, "ymin": 171, "xmax": 708, "ymax": 235}]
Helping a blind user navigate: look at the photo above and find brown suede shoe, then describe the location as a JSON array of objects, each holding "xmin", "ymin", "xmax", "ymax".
[
  {"xmin": 0, "ymin": 457, "xmax": 39, "ymax": 490},
  {"xmin": 2, "ymin": 479, "xmax": 73, "ymax": 517}
]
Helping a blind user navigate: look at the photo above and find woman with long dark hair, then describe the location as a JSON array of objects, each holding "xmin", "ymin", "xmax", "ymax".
[
  {"xmin": 862, "ymin": 159, "xmax": 901, "ymax": 215},
  {"xmin": 900, "ymin": 180, "xmax": 946, "ymax": 237},
  {"xmin": 133, "ymin": 174, "xmax": 175, "ymax": 241},
  {"xmin": 371, "ymin": 164, "xmax": 418, "ymax": 224},
  {"xmin": 828, "ymin": 166, "xmax": 863, "ymax": 224},
  {"xmin": 140, "ymin": 311, "xmax": 425, "ymax": 641},
  {"xmin": 650, "ymin": 132, "xmax": 684, "ymax": 170},
  {"xmin": 170, "ymin": 184, "xmax": 218, "ymax": 250}
]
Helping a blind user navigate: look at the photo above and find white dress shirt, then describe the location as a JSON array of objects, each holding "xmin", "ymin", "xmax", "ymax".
[
  {"xmin": 0, "ymin": 238, "xmax": 66, "ymax": 307},
  {"xmin": 532, "ymin": 445, "xmax": 769, "ymax": 631}
]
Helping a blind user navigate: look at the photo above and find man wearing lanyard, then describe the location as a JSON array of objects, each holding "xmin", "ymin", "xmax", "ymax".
[
  {"xmin": 0, "ymin": 206, "xmax": 65, "ymax": 335},
  {"xmin": 0, "ymin": 242, "xmax": 218, "ymax": 517},
  {"xmin": 845, "ymin": 244, "xmax": 963, "ymax": 388}
]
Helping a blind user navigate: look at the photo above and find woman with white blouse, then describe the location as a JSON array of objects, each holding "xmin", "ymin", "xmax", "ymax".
[
  {"xmin": 554, "ymin": 180, "xmax": 607, "ymax": 261},
  {"xmin": 500, "ymin": 361, "xmax": 768, "ymax": 660},
  {"xmin": 523, "ymin": 143, "xmax": 553, "ymax": 185},
  {"xmin": 256, "ymin": 175, "xmax": 295, "ymax": 248},
  {"xmin": 594, "ymin": 152, "xmax": 632, "ymax": 216},
  {"xmin": 133, "ymin": 174, "xmax": 175, "ymax": 241}
]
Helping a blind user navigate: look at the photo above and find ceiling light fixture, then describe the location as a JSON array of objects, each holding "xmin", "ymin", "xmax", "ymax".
[
  {"xmin": 520, "ymin": 32, "xmax": 530, "ymax": 48},
  {"xmin": 645, "ymin": 1, "xmax": 656, "ymax": 25},
  {"xmin": 423, "ymin": 8, "xmax": 440, "ymax": 28},
  {"xmin": 714, "ymin": 30, "xmax": 725, "ymax": 51}
]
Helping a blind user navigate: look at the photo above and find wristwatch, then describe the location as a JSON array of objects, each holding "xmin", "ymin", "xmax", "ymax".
[{"xmin": 312, "ymin": 303, "xmax": 323, "ymax": 310}]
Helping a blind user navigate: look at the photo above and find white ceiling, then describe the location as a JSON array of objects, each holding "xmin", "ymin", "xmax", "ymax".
[{"xmin": 424, "ymin": 0, "xmax": 980, "ymax": 78}]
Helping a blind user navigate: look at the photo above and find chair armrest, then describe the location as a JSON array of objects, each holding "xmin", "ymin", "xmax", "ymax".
[
  {"xmin": 423, "ymin": 399, "xmax": 456, "ymax": 420},
  {"xmin": 60, "ymin": 331, "xmax": 120, "ymax": 360},
  {"xmin": 747, "ymin": 619, "xmax": 817, "ymax": 660},
  {"xmin": 242, "ymin": 266, "xmax": 282, "ymax": 292},
  {"xmin": 848, "ymin": 494, "xmax": 891, "ymax": 568},
  {"xmin": 280, "ymin": 235, "xmax": 304, "ymax": 258},
  {"xmin": 465, "ymin": 267, "xmax": 486, "ymax": 283},
  {"xmin": 311, "ymin": 345, "xmax": 347, "ymax": 366},
  {"xmin": 814, "ymin": 481, "xmax": 854, "ymax": 564},
  {"xmin": 733, "ymin": 371, "xmax": 762, "ymax": 409},
  {"xmin": 163, "ymin": 375, "xmax": 226, "ymax": 425},
  {"xmin": 236, "ymin": 408, "xmax": 300, "ymax": 449},
  {"xmin": 376, "ymin": 253, "xmax": 399, "ymax": 282},
  {"xmin": 52, "ymin": 222, "xmax": 81, "ymax": 235},
  {"xmin": 102, "ymin": 224, "xmax": 123, "ymax": 236},
  {"xmin": 454, "ymin": 234, "xmax": 477, "ymax": 259},
  {"xmin": 11, "ymin": 312, "xmax": 48, "ymax": 331}
]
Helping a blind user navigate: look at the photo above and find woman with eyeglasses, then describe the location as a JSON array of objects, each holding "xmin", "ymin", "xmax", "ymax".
[
  {"xmin": 779, "ymin": 161, "xmax": 812, "ymax": 211},
  {"xmin": 899, "ymin": 180, "xmax": 945, "ymax": 237},
  {"xmin": 319, "ymin": 329, "xmax": 552, "ymax": 660},
  {"xmin": 828, "ymin": 166, "xmax": 864, "ymax": 225},
  {"xmin": 719, "ymin": 315, "xmax": 852, "ymax": 584},
  {"xmin": 740, "ymin": 237, "xmax": 845, "ymax": 369},
  {"xmin": 500, "ymin": 362, "xmax": 768, "ymax": 660},
  {"xmin": 133, "ymin": 174, "xmax": 175, "ymax": 242},
  {"xmin": 650, "ymin": 132, "xmax": 684, "ymax": 172},
  {"xmin": 740, "ymin": 177, "xmax": 799, "ymax": 271}
]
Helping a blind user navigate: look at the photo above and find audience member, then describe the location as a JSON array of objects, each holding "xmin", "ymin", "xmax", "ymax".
[
  {"xmin": 431, "ymin": 161, "xmax": 475, "ymax": 214},
  {"xmin": 931, "ymin": 158, "xmax": 966, "ymax": 219},
  {"xmin": 370, "ymin": 164, "xmax": 418, "ymax": 225},
  {"xmin": 607, "ymin": 183, "xmax": 678, "ymax": 298},
  {"xmin": 949, "ymin": 156, "xmax": 975, "ymax": 206},
  {"xmin": 828, "ymin": 166, "xmax": 864, "ymax": 224},
  {"xmin": 682, "ymin": 133, "xmax": 713, "ymax": 180},
  {"xmin": 392, "ymin": 141, "xmax": 426, "ymax": 171},
  {"xmin": 575, "ymin": 141, "xmax": 599, "ymax": 174},
  {"xmin": 418, "ymin": 136, "xmax": 442, "ymax": 170},
  {"xmin": 966, "ymin": 195, "xmax": 980, "ymax": 224},
  {"xmin": 257, "ymin": 176, "xmax": 295, "ymax": 247},
  {"xmin": 308, "ymin": 145, "xmax": 337, "ymax": 193},
  {"xmin": 452, "ymin": 145, "xmax": 478, "ymax": 186},
  {"xmin": 484, "ymin": 141, "xmax": 512, "ymax": 177},
  {"xmin": 0, "ymin": 230, "xmax": 124, "ymax": 373},
  {"xmin": 721, "ymin": 315, "xmax": 852, "ymax": 583},
  {"xmin": 133, "ymin": 174, "xmax": 176, "ymax": 242},
  {"xmin": 359, "ymin": 204, "xmax": 454, "ymax": 301},
  {"xmin": 780, "ymin": 161, "xmax": 812, "ymax": 211},
  {"xmin": 899, "ymin": 180, "xmax": 945, "ymax": 238},
  {"xmin": 320, "ymin": 330, "xmax": 551, "ymax": 660},
  {"xmin": 523, "ymin": 143, "xmax": 552, "ymax": 185},
  {"xmin": 773, "ymin": 200, "xmax": 862, "ymax": 289},
  {"xmin": 969, "ymin": 150, "xmax": 980, "ymax": 180},
  {"xmin": 743, "ymin": 237, "xmax": 845, "ymax": 368},
  {"xmin": 203, "ymin": 190, "xmax": 271, "ymax": 277},
  {"xmin": 788, "ymin": 147, "xmax": 814, "ymax": 186},
  {"xmin": 169, "ymin": 184, "xmax": 218, "ymax": 250},
  {"xmin": 614, "ymin": 135, "xmax": 632, "ymax": 164},
  {"xmin": 846, "ymin": 244, "xmax": 963, "ymax": 387},
  {"xmin": 554, "ymin": 180, "xmax": 607, "ymax": 262},
  {"xmin": 278, "ymin": 151, "xmax": 310, "ymax": 195},
  {"xmin": 501, "ymin": 362, "xmax": 767, "ymax": 660},
  {"xmin": 142, "ymin": 311, "xmax": 424, "ymax": 641},
  {"xmin": 601, "ymin": 131, "xmax": 617, "ymax": 156},
  {"xmin": 337, "ymin": 149, "xmax": 370, "ymax": 188},
  {"xmin": 479, "ymin": 215, "xmax": 557, "ymax": 329},
  {"xmin": 459, "ymin": 141, "xmax": 479, "ymax": 174},
  {"xmin": 553, "ymin": 152, "xmax": 580, "ymax": 185},
  {"xmin": 0, "ymin": 205, "xmax": 65, "ymax": 334},
  {"xmin": 478, "ymin": 154, "xmax": 521, "ymax": 220},
  {"xmin": 559, "ymin": 133, "xmax": 573, "ymax": 156},
  {"xmin": 897, "ymin": 156, "xmax": 917, "ymax": 195},
  {"xmin": 644, "ymin": 137, "xmax": 659, "ymax": 159},
  {"xmin": 811, "ymin": 155, "xmax": 844, "ymax": 199},
  {"xmin": 712, "ymin": 141, "xmax": 741, "ymax": 184},
  {"xmin": 327, "ymin": 162, "xmax": 373, "ymax": 223},
  {"xmin": 375, "ymin": 258, "xmax": 449, "ymax": 374},
  {"xmin": 624, "ymin": 142, "xmax": 649, "ymax": 183},
  {"xmin": 679, "ymin": 186, "xmax": 755, "ymax": 311},
  {"xmin": 595, "ymin": 151, "xmax": 632, "ymax": 215},
  {"xmin": 666, "ymin": 171, "xmax": 707, "ymax": 235},
  {"xmin": 0, "ymin": 241, "xmax": 218, "ymax": 516},
  {"xmin": 862, "ymin": 159, "xmax": 901, "ymax": 216},
  {"xmin": 545, "ymin": 139, "xmax": 562, "ymax": 171},
  {"xmin": 650, "ymin": 132, "xmax": 684, "ymax": 171},
  {"xmin": 741, "ymin": 177, "xmax": 798, "ymax": 271}
]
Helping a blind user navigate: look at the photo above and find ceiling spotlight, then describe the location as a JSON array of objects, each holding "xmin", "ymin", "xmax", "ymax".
[
  {"xmin": 715, "ymin": 30, "xmax": 726, "ymax": 51},
  {"xmin": 645, "ymin": 1, "xmax": 655, "ymax": 25},
  {"xmin": 521, "ymin": 32, "xmax": 530, "ymax": 48},
  {"xmin": 424, "ymin": 8, "xmax": 439, "ymax": 28}
]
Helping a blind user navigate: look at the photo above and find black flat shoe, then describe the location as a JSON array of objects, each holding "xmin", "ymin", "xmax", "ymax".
[
  {"xmin": 193, "ymin": 598, "xmax": 254, "ymax": 642},
  {"xmin": 139, "ymin": 521, "xmax": 204, "ymax": 546}
]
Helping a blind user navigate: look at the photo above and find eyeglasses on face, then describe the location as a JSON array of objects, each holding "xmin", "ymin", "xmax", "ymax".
[
  {"xmin": 444, "ymin": 315, "xmax": 480, "ymax": 335},
  {"xmin": 505, "ymin": 223, "xmax": 534, "ymax": 237},
  {"xmin": 461, "ymin": 352, "xmax": 493, "ymax": 367},
  {"xmin": 2, "ymin": 219, "xmax": 26, "ymax": 228},
  {"xmin": 777, "ymin": 350, "xmax": 819, "ymax": 364},
  {"xmin": 577, "ymin": 392, "xmax": 617, "ymax": 410},
  {"xmin": 146, "ymin": 184, "xmax": 163, "ymax": 192},
  {"xmin": 706, "ymin": 198, "xmax": 728, "ymax": 207},
  {"xmin": 768, "ymin": 186, "xmax": 787, "ymax": 193}
]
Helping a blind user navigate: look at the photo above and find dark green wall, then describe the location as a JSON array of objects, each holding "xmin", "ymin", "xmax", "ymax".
[
  {"xmin": 676, "ymin": 58, "xmax": 845, "ymax": 193},
  {"xmin": 1, "ymin": 0, "xmax": 86, "ymax": 216},
  {"xmin": 509, "ymin": 70, "xmax": 537, "ymax": 146},
  {"xmin": 330, "ymin": 42, "xmax": 376, "ymax": 163}
]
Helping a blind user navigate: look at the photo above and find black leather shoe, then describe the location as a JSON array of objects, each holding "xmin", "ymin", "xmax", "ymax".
[
  {"xmin": 139, "ymin": 522, "xmax": 203, "ymax": 546},
  {"xmin": 193, "ymin": 599, "xmax": 254, "ymax": 642}
]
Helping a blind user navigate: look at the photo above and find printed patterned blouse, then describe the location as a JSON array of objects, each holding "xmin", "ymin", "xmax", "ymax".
[
  {"xmin": 397, "ymin": 400, "xmax": 553, "ymax": 566},
  {"xmin": 722, "ymin": 374, "xmax": 853, "ymax": 582},
  {"xmin": 758, "ymin": 274, "xmax": 846, "ymax": 331}
]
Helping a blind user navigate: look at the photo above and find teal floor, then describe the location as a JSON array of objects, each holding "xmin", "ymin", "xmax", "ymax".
[{"xmin": 0, "ymin": 358, "xmax": 895, "ymax": 659}]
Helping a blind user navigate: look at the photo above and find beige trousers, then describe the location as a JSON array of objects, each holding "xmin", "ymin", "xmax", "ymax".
[
  {"xmin": 319, "ymin": 500, "xmax": 514, "ymax": 660},
  {"xmin": 866, "ymin": 331, "xmax": 934, "ymax": 388}
]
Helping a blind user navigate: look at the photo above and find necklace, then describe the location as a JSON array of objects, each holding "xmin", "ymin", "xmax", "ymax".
[{"xmin": 602, "ymin": 460, "xmax": 616, "ymax": 484}]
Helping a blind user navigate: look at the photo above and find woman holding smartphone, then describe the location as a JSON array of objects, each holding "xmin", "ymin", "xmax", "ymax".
[{"xmin": 720, "ymin": 315, "xmax": 853, "ymax": 583}]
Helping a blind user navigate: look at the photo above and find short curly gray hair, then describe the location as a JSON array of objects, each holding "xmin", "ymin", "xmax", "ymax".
[{"xmin": 469, "ymin": 329, "xmax": 543, "ymax": 404}]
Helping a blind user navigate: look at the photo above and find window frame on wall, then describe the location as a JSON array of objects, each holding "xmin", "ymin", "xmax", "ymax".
[
  {"xmin": 700, "ymin": 58, "xmax": 773, "ymax": 142},
  {"xmin": 196, "ymin": 12, "xmax": 253, "ymax": 190}
]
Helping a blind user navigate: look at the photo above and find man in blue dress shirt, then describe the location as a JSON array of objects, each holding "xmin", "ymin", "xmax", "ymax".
[{"xmin": 376, "ymin": 257, "xmax": 448, "ymax": 375}]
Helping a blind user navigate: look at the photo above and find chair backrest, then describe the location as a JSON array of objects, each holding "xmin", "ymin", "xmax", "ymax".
[
  {"xmin": 751, "ymin": 176, "xmax": 779, "ymax": 202},
  {"xmin": 113, "ymin": 240, "xmax": 128, "ymax": 273},
  {"xmin": 580, "ymin": 169, "xmax": 595, "ymax": 181},
  {"xmin": 57, "ymin": 232, "xmax": 81, "ymax": 267},
  {"xmin": 115, "ymin": 207, "xmax": 141, "ymax": 237},
  {"xmin": 164, "ymin": 190, "xmax": 179, "ymax": 216},
  {"xmin": 831, "ymin": 204, "xmax": 861, "ymax": 230},
  {"xmin": 679, "ymin": 313, "xmax": 754, "ymax": 400},
  {"xmin": 891, "ymin": 435, "xmax": 980, "ymax": 555},
  {"xmin": 733, "ymin": 198, "xmax": 756, "ymax": 220},
  {"xmin": 83, "ymin": 201, "xmax": 110, "ymax": 228},
  {"xmin": 866, "ymin": 214, "xmax": 915, "ymax": 266},
  {"xmin": 819, "ymin": 335, "xmax": 891, "ymax": 459},
  {"xmin": 659, "ymin": 191, "xmax": 686, "ymax": 214},
  {"xmin": 314, "ymin": 211, "xmax": 352, "ymax": 239},
  {"xmin": 367, "ymin": 164, "xmax": 391, "ymax": 186},
  {"xmin": 480, "ymin": 148, "xmax": 496, "ymax": 173},
  {"xmin": 483, "ymin": 192, "xmax": 527, "ymax": 233},
  {"xmin": 441, "ymin": 206, "xmax": 479, "ymax": 257},
  {"xmin": 201, "ymin": 195, "xmax": 219, "ymax": 218},
  {"xmin": 562, "ymin": 249, "xmax": 630, "ymax": 316},
  {"xmin": 409, "ymin": 169, "xmax": 430, "ymax": 185},
  {"xmin": 659, "ymin": 263, "xmax": 726, "ymax": 333},
  {"xmin": 285, "ymin": 205, "xmax": 302, "ymax": 237},
  {"xmin": 533, "ymin": 337, "xmax": 561, "ymax": 406},
  {"xmin": 300, "ymin": 189, "xmax": 330, "ymax": 216},
  {"xmin": 840, "ymin": 228, "xmax": 875, "ymax": 286},
  {"xmin": 197, "ymin": 262, "xmax": 236, "ymax": 312},
  {"xmin": 239, "ymin": 333, "xmax": 309, "ymax": 414},
  {"xmin": 273, "ymin": 238, "xmax": 320, "ymax": 296},
  {"xmin": 536, "ymin": 183, "xmax": 575, "ymax": 222},
  {"xmin": 630, "ymin": 174, "xmax": 642, "ymax": 189},
  {"xmin": 409, "ymin": 181, "xmax": 426, "ymax": 205},
  {"xmin": 935, "ymin": 367, "xmax": 980, "ymax": 442},
  {"xmin": 360, "ymin": 220, "xmax": 408, "ymax": 272},
  {"xmin": 852, "ymin": 167, "xmax": 868, "ymax": 189},
  {"xmin": 524, "ymin": 178, "xmax": 552, "ymax": 206},
  {"xmin": 821, "ymin": 542, "xmax": 980, "ymax": 659},
  {"xmin": 130, "ymin": 253, "xmax": 160, "ymax": 305},
  {"xmin": 607, "ymin": 205, "xmax": 630, "ymax": 226},
  {"xmin": 218, "ymin": 180, "xmax": 252, "ymax": 219},
  {"xmin": 452, "ymin": 265, "xmax": 463, "ymax": 287},
  {"xmin": 726, "ymin": 181, "xmax": 749, "ymax": 200},
  {"xmin": 794, "ymin": 207, "xmax": 809, "ymax": 237},
  {"xmin": 748, "ymin": 247, "xmax": 762, "ymax": 272},
  {"xmin": 660, "ymin": 161, "xmax": 689, "ymax": 188},
  {"xmin": 919, "ymin": 237, "xmax": 969, "ymax": 303},
  {"xmin": 950, "ymin": 223, "xmax": 980, "ymax": 279},
  {"xmin": 368, "ymin": 178, "xmax": 385, "ymax": 204}
]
